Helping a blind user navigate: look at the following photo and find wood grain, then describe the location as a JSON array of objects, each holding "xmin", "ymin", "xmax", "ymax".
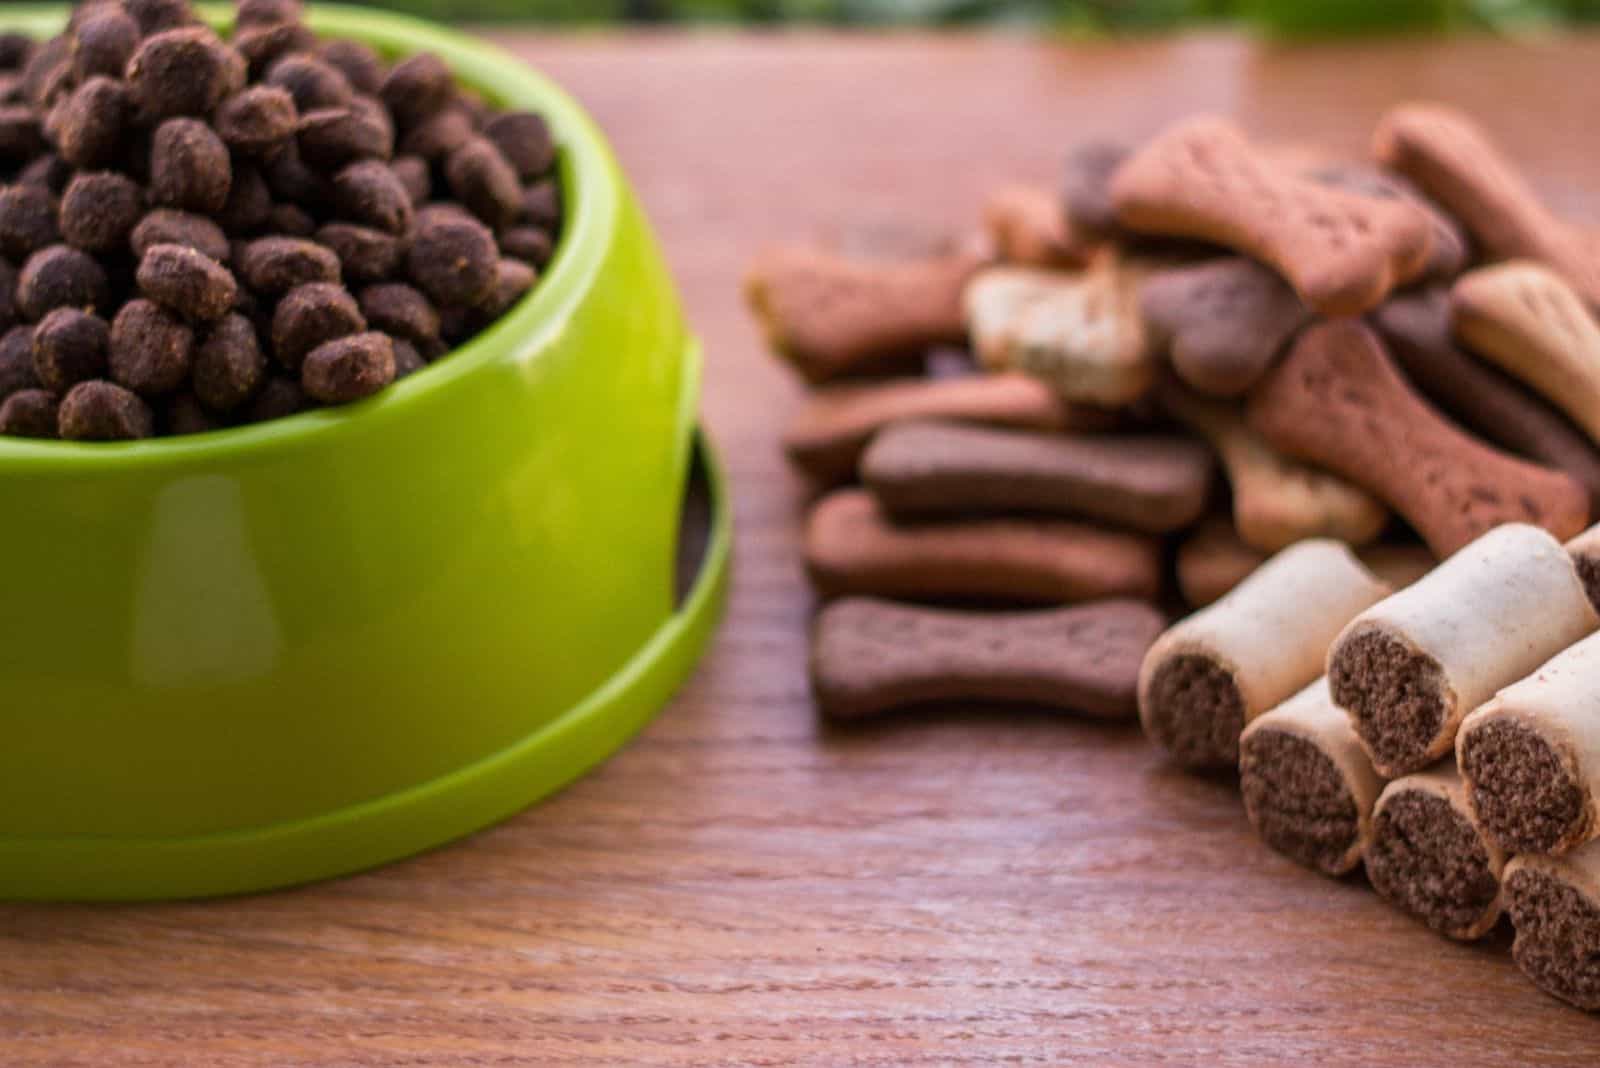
[{"xmin": 6, "ymin": 29, "xmax": 1600, "ymax": 1065}]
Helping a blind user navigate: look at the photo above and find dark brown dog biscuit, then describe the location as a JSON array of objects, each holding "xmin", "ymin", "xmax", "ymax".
[
  {"xmin": 319, "ymin": 39, "xmax": 385, "ymax": 96},
  {"xmin": 1308, "ymin": 163, "xmax": 1469, "ymax": 281},
  {"xmin": 264, "ymin": 53, "xmax": 353, "ymax": 113},
  {"xmin": 239, "ymin": 235, "xmax": 341, "ymax": 294},
  {"xmin": 301, "ymin": 331, "xmax": 394, "ymax": 403},
  {"xmin": 860, "ymin": 420, "xmax": 1214, "ymax": 534},
  {"xmin": 71, "ymin": 7, "xmax": 140, "ymax": 83},
  {"xmin": 109, "ymin": 298, "xmax": 193, "ymax": 395},
  {"xmin": 0, "ymin": 183, "xmax": 60, "ymax": 261},
  {"xmin": 1139, "ymin": 257, "xmax": 1310, "ymax": 397},
  {"xmin": 782, "ymin": 372, "xmax": 1104, "ymax": 485},
  {"xmin": 17, "ymin": 245, "xmax": 108, "ymax": 320},
  {"xmin": 0, "ymin": 324, "xmax": 38, "ymax": 399},
  {"xmin": 1374, "ymin": 288, "xmax": 1600, "ymax": 515},
  {"xmin": 126, "ymin": 27, "xmax": 234, "ymax": 122},
  {"xmin": 805, "ymin": 488, "xmax": 1163, "ymax": 605},
  {"xmin": 380, "ymin": 52, "xmax": 454, "ymax": 131},
  {"xmin": 59, "ymin": 172, "xmax": 143, "ymax": 254},
  {"xmin": 216, "ymin": 85, "xmax": 299, "ymax": 159},
  {"xmin": 137, "ymin": 244, "xmax": 238, "ymax": 323},
  {"xmin": 150, "ymin": 118, "xmax": 232, "ymax": 216},
  {"xmin": 0, "ymin": 387, "xmax": 59, "ymax": 438},
  {"xmin": 810, "ymin": 596, "xmax": 1165, "ymax": 720},
  {"xmin": 131, "ymin": 210, "xmax": 230, "ymax": 264},
  {"xmin": 271, "ymin": 282, "xmax": 365, "ymax": 369},
  {"xmin": 193, "ymin": 313, "xmax": 266, "ymax": 412},
  {"xmin": 52, "ymin": 76, "xmax": 129, "ymax": 170},
  {"xmin": 1110, "ymin": 116, "xmax": 1433, "ymax": 315},
  {"xmin": 1247, "ymin": 320, "xmax": 1589, "ymax": 557},
  {"xmin": 298, "ymin": 104, "xmax": 394, "ymax": 170},
  {"xmin": 406, "ymin": 209, "xmax": 496, "ymax": 307},
  {"xmin": 32, "ymin": 307, "xmax": 108, "ymax": 392},
  {"xmin": 745, "ymin": 245, "xmax": 982, "ymax": 384},
  {"xmin": 58, "ymin": 379, "xmax": 154, "ymax": 440}
]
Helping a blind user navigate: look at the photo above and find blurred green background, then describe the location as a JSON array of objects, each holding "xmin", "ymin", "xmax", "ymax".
[{"xmin": 357, "ymin": 0, "xmax": 1600, "ymax": 30}]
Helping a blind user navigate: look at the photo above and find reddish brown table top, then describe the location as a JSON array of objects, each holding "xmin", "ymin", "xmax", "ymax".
[{"xmin": 6, "ymin": 29, "xmax": 1600, "ymax": 1065}]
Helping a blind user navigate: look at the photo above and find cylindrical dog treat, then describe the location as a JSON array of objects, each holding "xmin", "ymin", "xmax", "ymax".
[
  {"xmin": 1139, "ymin": 539, "xmax": 1392, "ymax": 770},
  {"xmin": 1328, "ymin": 523, "xmax": 1598, "ymax": 779},
  {"xmin": 1503, "ymin": 844, "xmax": 1600, "ymax": 1012},
  {"xmin": 1366, "ymin": 761, "xmax": 1506, "ymax": 942},
  {"xmin": 781, "ymin": 373, "xmax": 1104, "ymax": 486},
  {"xmin": 1458, "ymin": 631, "xmax": 1600, "ymax": 857},
  {"xmin": 1569, "ymin": 522, "xmax": 1600, "ymax": 614},
  {"xmin": 1239, "ymin": 678, "xmax": 1385, "ymax": 877},
  {"xmin": 811, "ymin": 596, "xmax": 1165, "ymax": 720},
  {"xmin": 860, "ymin": 420, "xmax": 1214, "ymax": 534},
  {"xmin": 804, "ymin": 488, "xmax": 1162, "ymax": 605}
]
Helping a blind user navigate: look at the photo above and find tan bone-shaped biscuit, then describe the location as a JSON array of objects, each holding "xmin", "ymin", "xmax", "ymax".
[
  {"xmin": 1451, "ymin": 261, "xmax": 1600, "ymax": 447},
  {"xmin": 1308, "ymin": 163, "xmax": 1470, "ymax": 281},
  {"xmin": 803, "ymin": 488, "xmax": 1162, "ymax": 604},
  {"xmin": 961, "ymin": 256, "xmax": 1154, "ymax": 406},
  {"xmin": 1374, "ymin": 102, "xmax": 1600, "ymax": 308},
  {"xmin": 1159, "ymin": 377, "xmax": 1387, "ymax": 551},
  {"xmin": 744, "ymin": 244, "xmax": 984, "ymax": 383},
  {"xmin": 811, "ymin": 596, "xmax": 1165, "ymax": 720},
  {"xmin": 781, "ymin": 372, "xmax": 1111, "ymax": 486},
  {"xmin": 983, "ymin": 184, "xmax": 1093, "ymax": 269},
  {"xmin": 1247, "ymin": 320, "xmax": 1589, "ymax": 559},
  {"xmin": 1140, "ymin": 257, "xmax": 1310, "ymax": 397},
  {"xmin": 1110, "ymin": 115, "xmax": 1433, "ymax": 315}
]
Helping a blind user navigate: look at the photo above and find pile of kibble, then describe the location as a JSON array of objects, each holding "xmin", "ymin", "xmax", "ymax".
[{"xmin": 0, "ymin": 0, "xmax": 562, "ymax": 441}]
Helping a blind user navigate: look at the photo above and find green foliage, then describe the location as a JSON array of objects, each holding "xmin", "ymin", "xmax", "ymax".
[{"xmin": 346, "ymin": 0, "xmax": 1598, "ymax": 29}]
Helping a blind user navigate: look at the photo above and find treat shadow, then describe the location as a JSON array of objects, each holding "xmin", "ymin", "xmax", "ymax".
[{"xmin": 815, "ymin": 701, "xmax": 1145, "ymax": 748}]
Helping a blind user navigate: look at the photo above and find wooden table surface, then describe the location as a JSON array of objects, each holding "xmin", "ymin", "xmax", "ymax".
[{"xmin": 6, "ymin": 28, "xmax": 1600, "ymax": 1066}]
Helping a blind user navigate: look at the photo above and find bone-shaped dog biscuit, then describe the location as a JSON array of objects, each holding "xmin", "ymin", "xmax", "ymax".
[
  {"xmin": 983, "ymin": 184, "xmax": 1091, "ymax": 269},
  {"xmin": 1110, "ymin": 115, "xmax": 1433, "ymax": 315}
]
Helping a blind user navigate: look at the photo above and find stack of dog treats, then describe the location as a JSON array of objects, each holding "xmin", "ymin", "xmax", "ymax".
[{"xmin": 747, "ymin": 102, "xmax": 1600, "ymax": 1013}]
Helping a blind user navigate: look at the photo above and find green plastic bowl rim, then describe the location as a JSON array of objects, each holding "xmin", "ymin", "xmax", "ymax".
[{"xmin": 0, "ymin": 3, "xmax": 612, "ymax": 471}]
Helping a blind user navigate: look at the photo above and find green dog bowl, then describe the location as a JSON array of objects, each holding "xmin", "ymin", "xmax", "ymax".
[{"xmin": 0, "ymin": 5, "xmax": 730, "ymax": 901}]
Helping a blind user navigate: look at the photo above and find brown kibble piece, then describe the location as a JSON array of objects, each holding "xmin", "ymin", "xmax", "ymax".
[
  {"xmin": 127, "ymin": 27, "xmax": 233, "ymax": 121},
  {"xmin": 265, "ymin": 53, "xmax": 353, "ymax": 113},
  {"xmin": 161, "ymin": 390, "xmax": 222, "ymax": 435},
  {"xmin": 358, "ymin": 282, "xmax": 439, "ymax": 347},
  {"xmin": 333, "ymin": 160, "xmax": 414, "ymax": 236},
  {"xmin": 52, "ymin": 76, "xmax": 128, "ymax": 169},
  {"xmin": 298, "ymin": 104, "xmax": 393, "ymax": 170},
  {"xmin": 444, "ymin": 137, "xmax": 522, "ymax": 230},
  {"xmin": 58, "ymin": 379, "xmax": 154, "ymax": 440},
  {"xmin": 745, "ymin": 245, "xmax": 981, "ymax": 384},
  {"xmin": 400, "ymin": 107, "xmax": 474, "ymax": 161},
  {"xmin": 406, "ymin": 210, "xmax": 497, "ymax": 307},
  {"xmin": 215, "ymin": 85, "xmax": 298, "ymax": 158},
  {"xmin": 0, "ymin": 388, "xmax": 58, "ymax": 438},
  {"xmin": 520, "ymin": 179, "xmax": 559, "ymax": 228},
  {"xmin": 263, "ymin": 141, "xmax": 331, "ymax": 207},
  {"xmin": 266, "ymin": 202, "xmax": 315, "ymax": 237},
  {"xmin": 0, "ymin": 105, "xmax": 42, "ymax": 162},
  {"xmin": 17, "ymin": 245, "xmax": 108, "ymax": 320},
  {"xmin": 16, "ymin": 154, "xmax": 71, "ymax": 194},
  {"xmin": 32, "ymin": 307, "xmax": 109, "ymax": 391},
  {"xmin": 482, "ymin": 111, "xmax": 554, "ymax": 182},
  {"xmin": 380, "ymin": 52, "xmax": 453, "ymax": 130},
  {"xmin": 479, "ymin": 257, "xmax": 534, "ymax": 318},
  {"xmin": 109, "ymin": 298, "xmax": 193, "ymax": 395},
  {"xmin": 0, "ymin": 184, "xmax": 60, "ymax": 261},
  {"xmin": 239, "ymin": 236, "xmax": 340, "ymax": 294},
  {"xmin": 137, "ymin": 244, "xmax": 238, "ymax": 322},
  {"xmin": 861, "ymin": 420, "xmax": 1213, "ymax": 534},
  {"xmin": 0, "ymin": 324, "xmax": 38, "ymax": 398},
  {"xmin": 271, "ymin": 282, "xmax": 365, "ymax": 369},
  {"xmin": 192, "ymin": 312, "xmax": 266, "ymax": 412},
  {"xmin": 1110, "ymin": 115, "xmax": 1433, "ymax": 315},
  {"xmin": 391, "ymin": 154, "xmax": 430, "ymax": 207},
  {"xmin": 805, "ymin": 488, "xmax": 1162, "ymax": 604},
  {"xmin": 236, "ymin": 0, "xmax": 304, "ymax": 26},
  {"xmin": 301, "ymin": 331, "xmax": 394, "ymax": 403},
  {"xmin": 0, "ymin": 34, "xmax": 35, "ymax": 73},
  {"xmin": 125, "ymin": 0, "xmax": 199, "ymax": 35},
  {"xmin": 243, "ymin": 373, "xmax": 307, "ymax": 423},
  {"xmin": 71, "ymin": 8, "xmax": 140, "ymax": 83},
  {"xmin": 233, "ymin": 22, "xmax": 317, "ymax": 78},
  {"xmin": 59, "ymin": 172, "xmax": 143, "ymax": 254},
  {"xmin": 1366, "ymin": 763, "xmax": 1505, "ymax": 941},
  {"xmin": 220, "ymin": 164, "xmax": 273, "ymax": 234},
  {"xmin": 1375, "ymin": 288, "xmax": 1600, "ymax": 516},
  {"xmin": 1248, "ymin": 320, "xmax": 1589, "ymax": 558},
  {"xmin": 392, "ymin": 338, "xmax": 425, "ymax": 378},
  {"xmin": 1140, "ymin": 257, "xmax": 1310, "ymax": 397},
  {"xmin": 319, "ymin": 39, "xmax": 385, "ymax": 96},
  {"xmin": 782, "ymin": 372, "xmax": 1101, "ymax": 486},
  {"xmin": 131, "ymin": 210, "xmax": 230, "ymax": 263},
  {"xmin": 150, "ymin": 118, "xmax": 232, "ymax": 216},
  {"xmin": 20, "ymin": 37, "xmax": 71, "ymax": 111},
  {"xmin": 811, "ymin": 596, "xmax": 1166, "ymax": 720},
  {"xmin": 316, "ymin": 223, "xmax": 403, "ymax": 283},
  {"xmin": 499, "ymin": 226, "xmax": 552, "ymax": 268}
]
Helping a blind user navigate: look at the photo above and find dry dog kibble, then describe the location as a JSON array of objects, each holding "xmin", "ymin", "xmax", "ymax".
[
  {"xmin": 811, "ymin": 596, "xmax": 1166, "ymax": 720},
  {"xmin": 109, "ymin": 298, "xmax": 193, "ymax": 395},
  {"xmin": 1160, "ymin": 377, "xmax": 1387, "ymax": 552},
  {"xmin": 316, "ymin": 223, "xmax": 402, "ymax": 284},
  {"xmin": 499, "ymin": 226, "xmax": 552, "ymax": 269},
  {"xmin": 298, "ymin": 105, "xmax": 394, "ymax": 170},
  {"xmin": 782, "ymin": 372, "xmax": 1101, "ymax": 486},
  {"xmin": 0, "ymin": 324, "xmax": 38, "ymax": 398},
  {"xmin": 380, "ymin": 52, "xmax": 454, "ymax": 131},
  {"xmin": 0, "ymin": 183, "xmax": 60, "ymax": 261},
  {"xmin": 805, "ymin": 488, "xmax": 1163, "ymax": 605},
  {"xmin": 480, "ymin": 257, "xmax": 534, "ymax": 319},
  {"xmin": 233, "ymin": 22, "xmax": 317, "ymax": 79},
  {"xmin": 215, "ymin": 85, "xmax": 299, "ymax": 158},
  {"xmin": 446, "ymin": 137, "xmax": 522, "ymax": 230},
  {"xmin": 51, "ymin": 76, "xmax": 128, "ymax": 169},
  {"xmin": 58, "ymin": 379, "xmax": 154, "ymax": 440},
  {"xmin": 1366, "ymin": 761, "xmax": 1506, "ymax": 942},
  {"xmin": 1110, "ymin": 115, "xmax": 1432, "ymax": 315},
  {"xmin": 1374, "ymin": 289, "xmax": 1600, "ymax": 516},
  {"xmin": 1239, "ymin": 678, "xmax": 1384, "ymax": 877},
  {"xmin": 483, "ymin": 111, "xmax": 554, "ymax": 182},
  {"xmin": 150, "ymin": 118, "xmax": 232, "ymax": 216},
  {"xmin": 1503, "ymin": 844, "xmax": 1600, "ymax": 1012},
  {"xmin": 162, "ymin": 390, "xmax": 221, "ymax": 435},
  {"xmin": 59, "ymin": 172, "xmax": 143, "ymax": 254},
  {"xmin": 70, "ymin": 7, "xmax": 139, "ymax": 83},
  {"xmin": 319, "ymin": 39, "xmax": 384, "ymax": 96},
  {"xmin": 1138, "ymin": 539, "xmax": 1391, "ymax": 770},
  {"xmin": 244, "ymin": 373, "xmax": 307, "ymax": 423},
  {"xmin": 861, "ymin": 419, "xmax": 1213, "ymax": 534},
  {"xmin": 127, "ymin": 27, "xmax": 235, "ymax": 121},
  {"xmin": 520, "ymin": 179, "xmax": 559, "ymax": 228},
  {"xmin": 392, "ymin": 338, "xmax": 425, "ymax": 378},
  {"xmin": 239, "ymin": 236, "xmax": 340, "ymax": 294},
  {"xmin": 126, "ymin": 0, "xmax": 201, "ymax": 35},
  {"xmin": 301, "ymin": 331, "xmax": 394, "ymax": 403},
  {"xmin": 1457, "ymin": 632, "xmax": 1600, "ymax": 857},
  {"xmin": 271, "ymin": 282, "xmax": 364, "ymax": 369},
  {"xmin": 137, "ymin": 244, "xmax": 238, "ymax": 323},
  {"xmin": 31, "ymin": 307, "xmax": 108, "ymax": 392},
  {"xmin": 192, "ymin": 313, "xmax": 266, "ymax": 412},
  {"xmin": 358, "ymin": 283, "xmax": 440, "ymax": 350},
  {"xmin": 406, "ymin": 208, "xmax": 497, "ymax": 307},
  {"xmin": 1248, "ymin": 320, "xmax": 1589, "ymax": 558},
  {"xmin": 17, "ymin": 245, "xmax": 108, "ymax": 320},
  {"xmin": 392, "ymin": 153, "xmax": 431, "ymax": 207},
  {"xmin": 1139, "ymin": 257, "xmax": 1310, "ymax": 397},
  {"xmin": 1451, "ymin": 261, "xmax": 1600, "ymax": 447},
  {"xmin": 745, "ymin": 245, "xmax": 981, "ymax": 383},
  {"xmin": 265, "ymin": 53, "xmax": 353, "ymax": 113},
  {"xmin": 0, "ymin": 387, "xmax": 58, "ymax": 438},
  {"xmin": 220, "ymin": 164, "xmax": 273, "ymax": 233},
  {"xmin": 1327, "ymin": 523, "xmax": 1599, "ymax": 779},
  {"xmin": 131, "ymin": 210, "xmax": 231, "ymax": 264},
  {"xmin": 236, "ymin": 0, "xmax": 305, "ymax": 28}
]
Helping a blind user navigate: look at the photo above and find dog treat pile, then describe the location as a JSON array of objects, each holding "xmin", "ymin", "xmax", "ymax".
[
  {"xmin": 747, "ymin": 103, "xmax": 1600, "ymax": 1013},
  {"xmin": 0, "ymin": 0, "xmax": 562, "ymax": 441}
]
